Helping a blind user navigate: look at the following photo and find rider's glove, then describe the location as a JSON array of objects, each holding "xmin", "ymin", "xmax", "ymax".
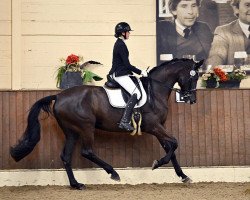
[{"xmin": 141, "ymin": 69, "xmax": 148, "ymax": 77}]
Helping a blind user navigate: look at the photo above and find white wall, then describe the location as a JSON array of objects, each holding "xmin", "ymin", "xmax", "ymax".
[
  {"xmin": 0, "ymin": 0, "xmax": 11, "ymax": 89},
  {"xmin": 0, "ymin": 0, "xmax": 156, "ymax": 89}
]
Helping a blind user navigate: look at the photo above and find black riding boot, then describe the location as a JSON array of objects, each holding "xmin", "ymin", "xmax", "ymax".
[{"xmin": 119, "ymin": 94, "xmax": 138, "ymax": 131}]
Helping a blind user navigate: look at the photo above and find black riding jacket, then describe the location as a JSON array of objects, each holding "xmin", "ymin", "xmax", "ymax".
[{"xmin": 109, "ymin": 38, "xmax": 141, "ymax": 77}]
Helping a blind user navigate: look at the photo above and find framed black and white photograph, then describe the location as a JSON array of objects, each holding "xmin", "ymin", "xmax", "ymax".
[
  {"xmin": 156, "ymin": 0, "xmax": 250, "ymax": 88},
  {"xmin": 158, "ymin": 0, "xmax": 172, "ymax": 18},
  {"xmin": 156, "ymin": 0, "xmax": 237, "ymax": 65}
]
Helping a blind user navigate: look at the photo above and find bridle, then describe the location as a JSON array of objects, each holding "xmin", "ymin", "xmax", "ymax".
[
  {"xmin": 147, "ymin": 63, "xmax": 198, "ymax": 96},
  {"xmin": 179, "ymin": 67, "xmax": 199, "ymax": 100}
]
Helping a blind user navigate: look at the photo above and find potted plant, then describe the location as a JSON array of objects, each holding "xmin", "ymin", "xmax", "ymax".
[
  {"xmin": 219, "ymin": 68, "xmax": 247, "ymax": 88},
  {"xmin": 201, "ymin": 67, "xmax": 247, "ymax": 88},
  {"xmin": 201, "ymin": 67, "xmax": 228, "ymax": 88},
  {"xmin": 56, "ymin": 54, "xmax": 103, "ymax": 89}
]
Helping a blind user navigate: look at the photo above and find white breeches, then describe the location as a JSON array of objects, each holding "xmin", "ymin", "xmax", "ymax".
[{"xmin": 113, "ymin": 74, "xmax": 141, "ymax": 100}]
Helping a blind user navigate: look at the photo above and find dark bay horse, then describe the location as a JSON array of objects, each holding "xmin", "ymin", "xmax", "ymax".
[{"xmin": 10, "ymin": 58, "xmax": 203, "ymax": 189}]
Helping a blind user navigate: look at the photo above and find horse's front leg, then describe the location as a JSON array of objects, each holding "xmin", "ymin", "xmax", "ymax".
[
  {"xmin": 171, "ymin": 152, "xmax": 191, "ymax": 183},
  {"xmin": 149, "ymin": 124, "xmax": 191, "ymax": 182},
  {"xmin": 149, "ymin": 123, "xmax": 177, "ymax": 169}
]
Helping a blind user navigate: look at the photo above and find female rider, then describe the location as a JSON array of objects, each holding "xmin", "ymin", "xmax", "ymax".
[{"xmin": 108, "ymin": 22, "xmax": 147, "ymax": 131}]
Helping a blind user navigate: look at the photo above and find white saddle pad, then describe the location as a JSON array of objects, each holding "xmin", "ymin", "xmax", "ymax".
[{"xmin": 103, "ymin": 80, "xmax": 147, "ymax": 108}]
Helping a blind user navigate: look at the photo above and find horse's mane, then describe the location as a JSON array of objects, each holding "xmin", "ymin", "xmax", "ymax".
[
  {"xmin": 141, "ymin": 58, "xmax": 184, "ymax": 88},
  {"xmin": 149, "ymin": 58, "xmax": 191, "ymax": 74}
]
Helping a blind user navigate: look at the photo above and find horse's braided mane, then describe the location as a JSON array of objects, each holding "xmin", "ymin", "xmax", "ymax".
[{"xmin": 149, "ymin": 58, "xmax": 190, "ymax": 74}]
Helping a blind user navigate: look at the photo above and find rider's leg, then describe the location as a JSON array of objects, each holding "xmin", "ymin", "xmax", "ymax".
[
  {"xmin": 113, "ymin": 75, "xmax": 141, "ymax": 131},
  {"xmin": 119, "ymin": 93, "xmax": 138, "ymax": 131}
]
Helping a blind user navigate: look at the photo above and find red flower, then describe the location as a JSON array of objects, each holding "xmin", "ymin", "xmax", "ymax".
[
  {"xmin": 66, "ymin": 54, "xmax": 79, "ymax": 65},
  {"xmin": 214, "ymin": 67, "xmax": 228, "ymax": 82}
]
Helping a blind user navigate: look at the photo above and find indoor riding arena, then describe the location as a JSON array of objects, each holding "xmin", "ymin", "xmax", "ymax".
[{"xmin": 0, "ymin": 0, "xmax": 250, "ymax": 200}]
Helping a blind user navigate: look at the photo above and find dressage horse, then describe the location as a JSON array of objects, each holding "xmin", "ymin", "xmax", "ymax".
[{"xmin": 10, "ymin": 58, "xmax": 203, "ymax": 189}]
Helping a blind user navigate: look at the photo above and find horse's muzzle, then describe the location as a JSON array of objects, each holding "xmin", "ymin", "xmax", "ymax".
[
  {"xmin": 190, "ymin": 100, "xmax": 196, "ymax": 104},
  {"xmin": 189, "ymin": 92, "xmax": 197, "ymax": 104},
  {"xmin": 183, "ymin": 91, "xmax": 196, "ymax": 104}
]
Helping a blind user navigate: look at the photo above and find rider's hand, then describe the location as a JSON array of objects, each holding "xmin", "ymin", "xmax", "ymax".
[{"xmin": 141, "ymin": 69, "xmax": 148, "ymax": 77}]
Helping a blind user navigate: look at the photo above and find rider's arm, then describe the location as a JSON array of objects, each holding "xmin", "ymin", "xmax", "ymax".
[{"xmin": 119, "ymin": 43, "xmax": 142, "ymax": 75}]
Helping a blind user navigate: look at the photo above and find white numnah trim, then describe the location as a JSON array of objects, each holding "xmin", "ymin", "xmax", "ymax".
[{"xmin": 103, "ymin": 81, "xmax": 147, "ymax": 108}]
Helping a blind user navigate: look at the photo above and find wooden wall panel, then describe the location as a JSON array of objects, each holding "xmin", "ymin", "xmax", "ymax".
[
  {"xmin": 2, "ymin": 92, "xmax": 10, "ymax": 169},
  {"xmin": 237, "ymin": 91, "xmax": 245, "ymax": 165},
  {"xmin": 210, "ymin": 91, "xmax": 219, "ymax": 165},
  {"xmin": 197, "ymin": 90, "xmax": 206, "ymax": 166},
  {"xmin": 204, "ymin": 91, "xmax": 213, "ymax": 166},
  {"xmin": 217, "ymin": 90, "xmax": 226, "ymax": 165},
  {"xmin": 243, "ymin": 91, "xmax": 250, "ymax": 165},
  {"xmin": 1, "ymin": 89, "xmax": 250, "ymax": 170}
]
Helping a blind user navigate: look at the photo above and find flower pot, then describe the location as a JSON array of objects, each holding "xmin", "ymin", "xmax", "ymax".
[
  {"xmin": 59, "ymin": 71, "xmax": 83, "ymax": 89},
  {"xmin": 219, "ymin": 80, "xmax": 241, "ymax": 88},
  {"xmin": 206, "ymin": 78, "xmax": 217, "ymax": 88}
]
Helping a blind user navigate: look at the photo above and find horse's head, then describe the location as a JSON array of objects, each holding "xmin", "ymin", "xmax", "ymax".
[
  {"xmin": 146, "ymin": 58, "xmax": 204, "ymax": 106},
  {"xmin": 177, "ymin": 59, "xmax": 204, "ymax": 104}
]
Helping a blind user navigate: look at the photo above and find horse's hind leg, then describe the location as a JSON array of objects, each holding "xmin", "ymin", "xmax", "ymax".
[
  {"xmin": 61, "ymin": 132, "xmax": 85, "ymax": 190},
  {"xmin": 80, "ymin": 129, "xmax": 120, "ymax": 181},
  {"xmin": 81, "ymin": 148, "xmax": 120, "ymax": 181}
]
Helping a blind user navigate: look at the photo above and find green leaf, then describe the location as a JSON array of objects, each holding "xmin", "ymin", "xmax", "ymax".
[
  {"xmin": 55, "ymin": 66, "xmax": 66, "ymax": 87},
  {"xmin": 82, "ymin": 70, "xmax": 103, "ymax": 83},
  {"xmin": 201, "ymin": 80, "xmax": 206, "ymax": 87}
]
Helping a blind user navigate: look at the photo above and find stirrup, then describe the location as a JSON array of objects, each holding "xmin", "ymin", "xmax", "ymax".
[{"xmin": 118, "ymin": 122, "xmax": 134, "ymax": 131}]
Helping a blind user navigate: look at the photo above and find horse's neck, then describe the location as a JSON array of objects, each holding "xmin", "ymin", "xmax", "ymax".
[
  {"xmin": 151, "ymin": 67, "xmax": 177, "ymax": 88},
  {"xmin": 150, "ymin": 68, "xmax": 177, "ymax": 100}
]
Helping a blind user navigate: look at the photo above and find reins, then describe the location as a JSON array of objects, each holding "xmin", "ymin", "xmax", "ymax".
[
  {"xmin": 147, "ymin": 59, "xmax": 182, "ymax": 92},
  {"xmin": 147, "ymin": 76, "xmax": 181, "ymax": 92}
]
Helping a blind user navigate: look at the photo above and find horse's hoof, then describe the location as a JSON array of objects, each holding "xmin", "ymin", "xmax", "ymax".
[
  {"xmin": 110, "ymin": 171, "xmax": 121, "ymax": 181},
  {"xmin": 71, "ymin": 183, "xmax": 86, "ymax": 190},
  {"xmin": 111, "ymin": 171, "xmax": 120, "ymax": 181},
  {"xmin": 152, "ymin": 160, "xmax": 159, "ymax": 170},
  {"xmin": 111, "ymin": 171, "xmax": 121, "ymax": 182},
  {"xmin": 182, "ymin": 176, "xmax": 192, "ymax": 183}
]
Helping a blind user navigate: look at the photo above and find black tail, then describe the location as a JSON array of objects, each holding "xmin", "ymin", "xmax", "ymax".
[{"xmin": 10, "ymin": 95, "xmax": 57, "ymax": 162}]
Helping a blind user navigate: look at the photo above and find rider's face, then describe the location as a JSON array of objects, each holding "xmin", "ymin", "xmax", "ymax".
[{"xmin": 122, "ymin": 31, "xmax": 130, "ymax": 39}]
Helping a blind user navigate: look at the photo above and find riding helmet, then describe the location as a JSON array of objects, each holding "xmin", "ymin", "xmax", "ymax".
[{"xmin": 114, "ymin": 22, "xmax": 133, "ymax": 38}]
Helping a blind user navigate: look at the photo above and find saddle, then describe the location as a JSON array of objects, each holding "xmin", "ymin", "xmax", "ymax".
[
  {"xmin": 104, "ymin": 75, "xmax": 146, "ymax": 136},
  {"xmin": 103, "ymin": 75, "xmax": 147, "ymax": 108}
]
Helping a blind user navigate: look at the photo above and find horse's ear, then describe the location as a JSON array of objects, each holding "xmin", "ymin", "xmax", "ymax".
[{"xmin": 195, "ymin": 59, "xmax": 204, "ymax": 70}]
